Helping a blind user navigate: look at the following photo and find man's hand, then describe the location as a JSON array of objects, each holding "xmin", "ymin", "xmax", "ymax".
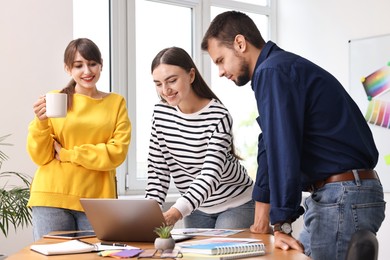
[
  {"xmin": 250, "ymin": 201, "xmax": 272, "ymax": 233},
  {"xmin": 163, "ymin": 207, "xmax": 182, "ymax": 226},
  {"xmin": 274, "ymin": 231, "xmax": 304, "ymax": 252}
]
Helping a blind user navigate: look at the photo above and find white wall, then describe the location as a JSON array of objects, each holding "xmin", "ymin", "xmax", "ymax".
[
  {"xmin": 0, "ymin": 0, "xmax": 72, "ymax": 256},
  {"xmin": 277, "ymin": 1, "xmax": 390, "ymax": 259}
]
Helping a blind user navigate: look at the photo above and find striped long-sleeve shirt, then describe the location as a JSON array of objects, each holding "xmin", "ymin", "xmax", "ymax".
[{"xmin": 145, "ymin": 99, "xmax": 253, "ymax": 218}]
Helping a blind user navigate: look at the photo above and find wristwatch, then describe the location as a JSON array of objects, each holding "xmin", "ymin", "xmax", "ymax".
[{"xmin": 273, "ymin": 222, "xmax": 292, "ymax": 235}]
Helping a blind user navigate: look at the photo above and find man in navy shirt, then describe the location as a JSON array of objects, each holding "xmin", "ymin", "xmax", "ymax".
[{"xmin": 202, "ymin": 10, "xmax": 385, "ymax": 260}]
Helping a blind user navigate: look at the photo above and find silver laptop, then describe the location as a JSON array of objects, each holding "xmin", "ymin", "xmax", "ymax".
[{"xmin": 80, "ymin": 198, "xmax": 166, "ymax": 242}]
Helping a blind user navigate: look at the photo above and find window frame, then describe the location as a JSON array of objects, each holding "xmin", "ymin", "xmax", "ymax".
[{"xmin": 110, "ymin": 0, "xmax": 276, "ymax": 195}]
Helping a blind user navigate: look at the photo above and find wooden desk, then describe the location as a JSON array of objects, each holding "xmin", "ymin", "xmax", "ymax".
[{"xmin": 7, "ymin": 230, "xmax": 311, "ymax": 260}]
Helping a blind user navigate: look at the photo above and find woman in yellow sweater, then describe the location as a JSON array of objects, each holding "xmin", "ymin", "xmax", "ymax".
[{"xmin": 27, "ymin": 38, "xmax": 131, "ymax": 241}]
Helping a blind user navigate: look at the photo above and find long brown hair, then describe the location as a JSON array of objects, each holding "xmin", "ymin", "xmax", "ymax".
[
  {"xmin": 60, "ymin": 38, "xmax": 102, "ymax": 109},
  {"xmin": 151, "ymin": 47, "xmax": 242, "ymax": 160},
  {"xmin": 151, "ymin": 47, "xmax": 219, "ymax": 102}
]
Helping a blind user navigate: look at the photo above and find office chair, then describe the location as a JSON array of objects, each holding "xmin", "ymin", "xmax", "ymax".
[{"xmin": 345, "ymin": 229, "xmax": 378, "ymax": 260}]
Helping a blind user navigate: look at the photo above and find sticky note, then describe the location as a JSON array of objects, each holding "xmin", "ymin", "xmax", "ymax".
[
  {"xmin": 385, "ymin": 154, "xmax": 390, "ymax": 165},
  {"xmin": 98, "ymin": 249, "xmax": 122, "ymax": 256},
  {"xmin": 110, "ymin": 249, "xmax": 143, "ymax": 258}
]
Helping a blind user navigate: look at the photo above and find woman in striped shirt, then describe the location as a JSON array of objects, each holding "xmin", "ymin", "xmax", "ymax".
[{"xmin": 145, "ymin": 47, "xmax": 254, "ymax": 228}]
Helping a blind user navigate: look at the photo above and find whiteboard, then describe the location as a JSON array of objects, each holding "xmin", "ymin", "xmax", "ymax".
[{"xmin": 349, "ymin": 34, "xmax": 390, "ymax": 191}]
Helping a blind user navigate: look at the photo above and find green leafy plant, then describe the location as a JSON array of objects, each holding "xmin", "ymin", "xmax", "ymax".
[
  {"xmin": 0, "ymin": 134, "xmax": 32, "ymax": 237},
  {"xmin": 154, "ymin": 223, "xmax": 173, "ymax": 239}
]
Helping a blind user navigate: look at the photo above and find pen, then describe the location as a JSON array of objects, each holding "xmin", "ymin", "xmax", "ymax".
[
  {"xmin": 77, "ymin": 240, "xmax": 99, "ymax": 251},
  {"xmin": 101, "ymin": 242, "xmax": 127, "ymax": 247}
]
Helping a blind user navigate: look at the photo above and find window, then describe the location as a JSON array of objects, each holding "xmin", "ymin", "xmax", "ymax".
[
  {"xmin": 73, "ymin": 0, "xmax": 110, "ymax": 92},
  {"xmin": 134, "ymin": 0, "xmax": 193, "ymax": 188},
  {"xmin": 208, "ymin": 6, "xmax": 271, "ymax": 179},
  {"xmin": 232, "ymin": 0, "xmax": 267, "ymax": 5},
  {"xmin": 76, "ymin": 0, "xmax": 276, "ymax": 195}
]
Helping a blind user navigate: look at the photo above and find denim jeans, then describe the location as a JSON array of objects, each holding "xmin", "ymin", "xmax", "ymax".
[
  {"xmin": 32, "ymin": 206, "xmax": 93, "ymax": 241},
  {"xmin": 299, "ymin": 179, "xmax": 385, "ymax": 260},
  {"xmin": 183, "ymin": 200, "xmax": 255, "ymax": 228}
]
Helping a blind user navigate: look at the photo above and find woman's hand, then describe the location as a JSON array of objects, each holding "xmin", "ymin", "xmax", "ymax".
[
  {"xmin": 53, "ymin": 140, "xmax": 62, "ymax": 161},
  {"xmin": 163, "ymin": 207, "xmax": 182, "ymax": 226},
  {"xmin": 33, "ymin": 95, "xmax": 48, "ymax": 121}
]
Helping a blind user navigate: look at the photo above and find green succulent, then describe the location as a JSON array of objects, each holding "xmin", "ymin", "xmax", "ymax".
[{"xmin": 154, "ymin": 223, "xmax": 173, "ymax": 239}]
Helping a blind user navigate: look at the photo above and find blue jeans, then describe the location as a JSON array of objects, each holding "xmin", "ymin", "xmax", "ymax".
[
  {"xmin": 32, "ymin": 206, "xmax": 93, "ymax": 241},
  {"xmin": 299, "ymin": 179, "xmax": 385, "ymax": 260},
  {"xmin": 183, "ymin": 200, "xmax": 255, "ymax": 228}
]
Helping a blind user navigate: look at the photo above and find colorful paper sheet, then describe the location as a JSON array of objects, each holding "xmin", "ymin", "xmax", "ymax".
[
  {"xmin": 362, "ymin": 65, "xmax": 390, "ymax": 99},
  {"xmin": 365, "ymin": 100, "xmax": 390, "ymax": 128}
]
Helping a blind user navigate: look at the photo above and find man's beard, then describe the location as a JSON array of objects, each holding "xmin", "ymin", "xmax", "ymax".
[{"xmin": 234, "ymin": 56, "xmax": 250, "ymax": 87}]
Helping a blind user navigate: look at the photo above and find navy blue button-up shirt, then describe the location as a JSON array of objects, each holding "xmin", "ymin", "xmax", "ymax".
[{"xmin": 251, "ymin": 41, "xmax": 378, "ymax": 224}]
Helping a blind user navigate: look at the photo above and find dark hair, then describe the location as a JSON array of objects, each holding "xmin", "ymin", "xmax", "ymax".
[
  {"xmin": 151, "ymin": 46, "xmax": 242, "ymax": 160},
  {"xmin": 151, "ymin": 47, "xmax": 220, "ymax": 102},
  {"xmin": 201, "ymin": 10, "xmax": 265, "ymax": 51},
  {"xmin": 60, "ymin": 38, "xmax": 102, "ymax": 109}
]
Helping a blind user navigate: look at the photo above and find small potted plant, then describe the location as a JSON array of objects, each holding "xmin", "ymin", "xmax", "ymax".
[{"xmin": 154, "ymin": 223, "xmax": 175, "ymax": 250}]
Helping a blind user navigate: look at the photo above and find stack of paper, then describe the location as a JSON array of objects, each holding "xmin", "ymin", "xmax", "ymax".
[{"xmin": 171, "ymin": 228, "xmax": 243, "ymax": 237}]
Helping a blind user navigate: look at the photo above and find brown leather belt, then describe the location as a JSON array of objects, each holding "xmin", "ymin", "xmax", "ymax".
[{"xmin": 308, "ymin": 169, "xmax": 378, "ymax": 192}]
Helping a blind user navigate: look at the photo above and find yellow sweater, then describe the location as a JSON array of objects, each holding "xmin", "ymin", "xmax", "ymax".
[{"xmin": 27, "ymin": 92, "xmax": 131, "ymax": 211}]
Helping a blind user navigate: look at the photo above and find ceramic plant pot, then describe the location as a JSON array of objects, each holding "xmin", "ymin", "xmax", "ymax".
[{"xmin": 154, "ymin": 237, "xmax": 175, "ymax": 250}]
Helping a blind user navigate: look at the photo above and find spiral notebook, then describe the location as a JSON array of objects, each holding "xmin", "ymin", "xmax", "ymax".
[
  {"xmin": 177, "ymin": 237, "xmax": 265, "ymax": 255},
  {"xmin": 184, "ymin": 251, "xmax": 266, "ymax": 260}
]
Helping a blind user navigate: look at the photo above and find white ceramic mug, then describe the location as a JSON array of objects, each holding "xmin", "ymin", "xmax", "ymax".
[{"xmin": 45, "ymin": 93, "xmax": 68, "ymax": 118}]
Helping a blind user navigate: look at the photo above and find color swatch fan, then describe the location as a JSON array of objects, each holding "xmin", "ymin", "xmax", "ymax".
[{"xmin": 361, "ymin": 63, "xmax": 390, "ymax": 129}]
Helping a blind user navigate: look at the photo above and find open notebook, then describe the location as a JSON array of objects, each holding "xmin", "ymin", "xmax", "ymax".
[
  {"xmin": 80, "ymin": 198, "xmax": 192, "ymax": 243},
  {"xmin": 30, "ymin": 240, "xmax": 141, "ymax": 256}
]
